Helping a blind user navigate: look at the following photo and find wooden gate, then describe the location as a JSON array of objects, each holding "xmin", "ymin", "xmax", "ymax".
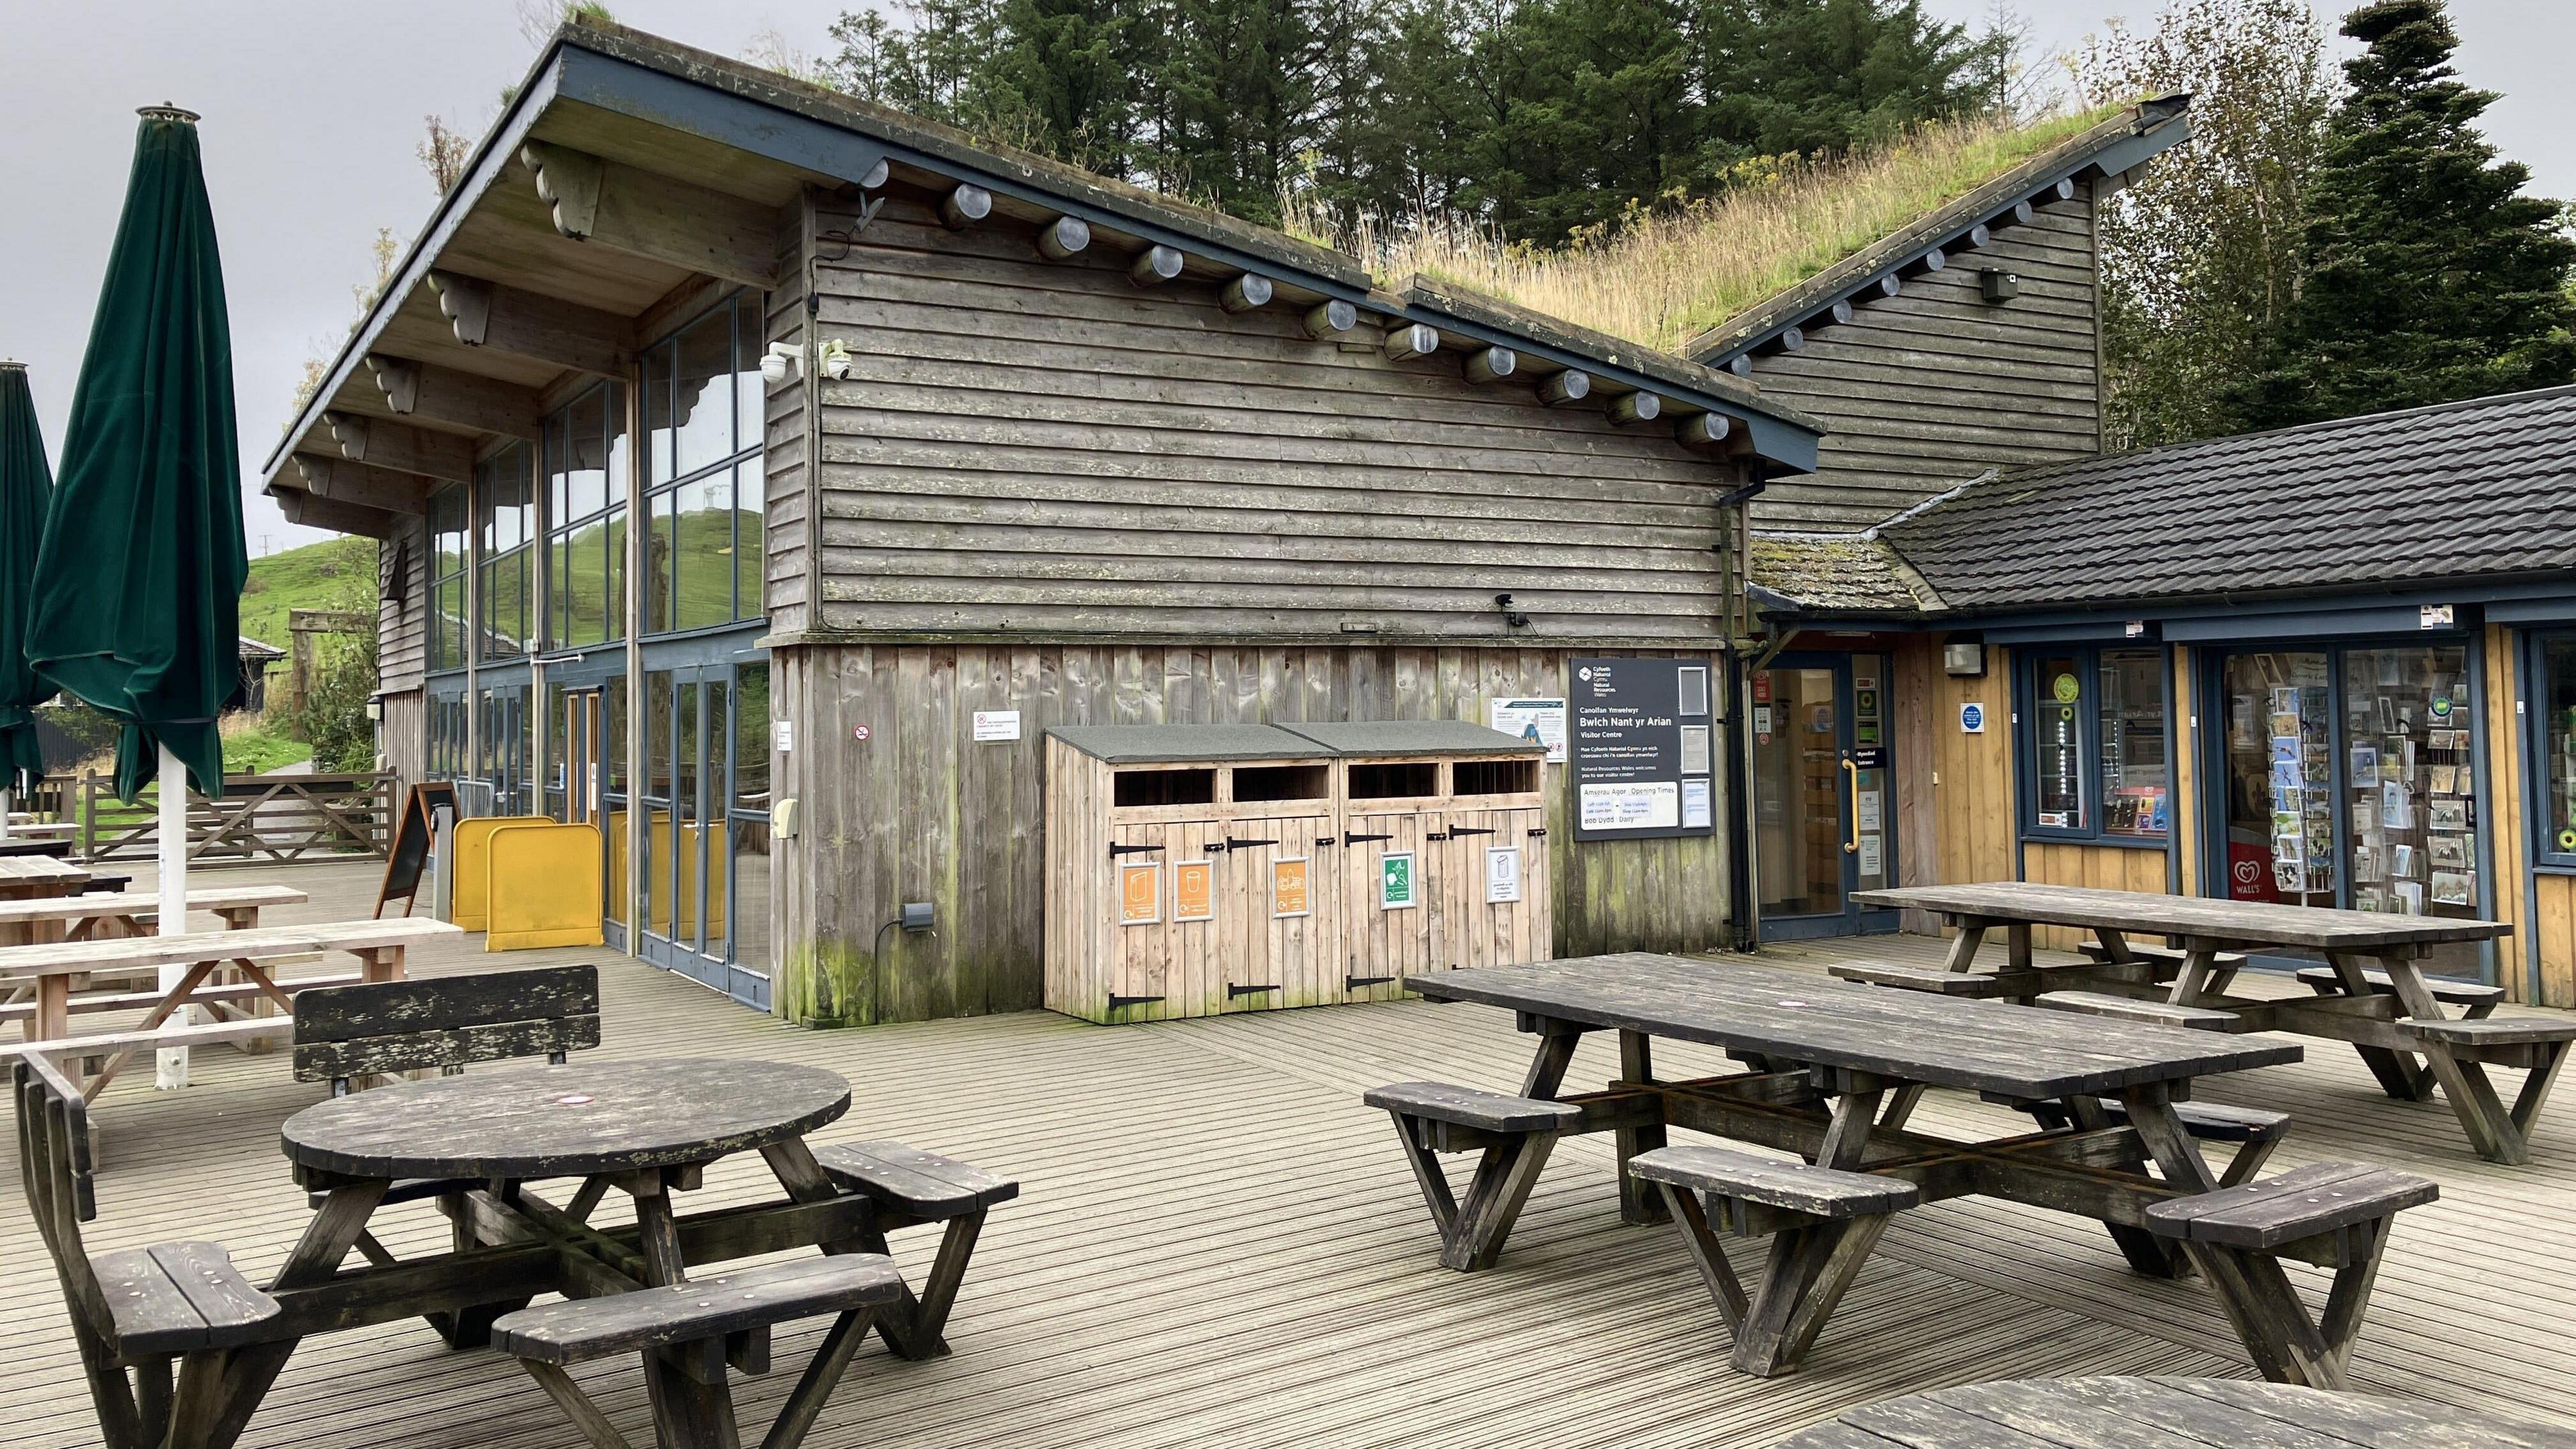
[{"xmin": 79, "ymin": 769, "xmax": 396, "ymax": 863}]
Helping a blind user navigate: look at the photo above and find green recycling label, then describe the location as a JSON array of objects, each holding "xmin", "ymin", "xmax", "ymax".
[
  {"xmin": 2052, "ymin": 673, "xmax": 2080, "ymax": 704},
  {"xmin": 1379, "ymin": 853, "xmax": 1417, "ymax": 910}
]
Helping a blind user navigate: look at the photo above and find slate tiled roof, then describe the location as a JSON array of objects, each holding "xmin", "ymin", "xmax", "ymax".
[
  {"xmin": 1878, "ymin": 385, "xmax": 2576, "ymax": 612},
  {"xmin": 1749, "ymin": 533, "xmax": 1938, "ymax": 614}
]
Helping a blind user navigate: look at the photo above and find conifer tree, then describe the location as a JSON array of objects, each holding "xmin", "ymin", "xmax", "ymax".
[{"xmin": 2233, "ymin": 0, "xmax": 2576, "ymax": 427}]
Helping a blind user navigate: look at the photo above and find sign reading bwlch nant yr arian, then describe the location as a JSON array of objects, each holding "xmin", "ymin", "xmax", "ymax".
[{"xmin": 1571, "ymin": 657, "xmax": 1718, "ymax": 842}]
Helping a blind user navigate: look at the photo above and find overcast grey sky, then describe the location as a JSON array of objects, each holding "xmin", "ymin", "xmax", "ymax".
[{"xmin": 1, "ymin": 1, "xmax": 2568, "ymax": 559}]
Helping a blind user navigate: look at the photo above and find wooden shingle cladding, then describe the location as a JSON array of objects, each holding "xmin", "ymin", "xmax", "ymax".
[
  {"xmin": 376, "ymin": 513, "xmax": 430, "ymax": 692},
  {"xmin": 790, "ymin": 191, "xmax": 1752, "ymax": 644},
  {"xmin": 1735, "ymin": 183, "xmax": 2104, "ymax": 530}
]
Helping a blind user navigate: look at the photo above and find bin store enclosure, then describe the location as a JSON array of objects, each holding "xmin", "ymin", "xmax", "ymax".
[{"xmin": 1046, "ymin": 722, "xmax": 1550, "ymax": 1023}]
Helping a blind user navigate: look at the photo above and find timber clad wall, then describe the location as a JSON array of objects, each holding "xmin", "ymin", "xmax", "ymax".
[
  {"xmin": 799, "ymin": 195, "xmax": 1743, "ymax": 641},
  {"xmin": 765, "ymin": 200, "xmax": 814, "ymax": 633},
  {"xmin": 773, "ymin": 643, "xmax": 1730, "ymax": 1024},
  {"xmin": 378, "ymin": 688, "xmax": 425, "ymax": 797},
  {"xmin": 1745, "ymin": 183, "xmax": 2103, "ymax": 530},
  {"xmin": 376, "ymin": 515, "xmax": 429, "ymax": 692}
]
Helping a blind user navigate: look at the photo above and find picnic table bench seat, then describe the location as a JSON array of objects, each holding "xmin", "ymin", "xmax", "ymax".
[
  {"xmin": 2080, "ymin": 941, "xmax": 2249, "ymax": 974},
  {"xmin": 1825, "ymin": 961, "xmax": 2014, "ymax": 998},
  {"xmin": 1, "ymin": 971, "xmax": 362, "ymax": 1027},
  {"xmin": 492, "ymin": 1255, "xmax": 907, "ymax": 1449},
  {"xmin": 1629, "ymin": 1144, "xmax": 1919, "ymax": 1378},
  {"xmin": 2295, "ymin": 965, "xmax": 2503, "ymax": 1011},
  {"xmin": 92, "ymin": 1241, "xmax": 282, "ymax": 1355},
  {"xmin": 2144, "ymin": 1161, "xmax": 2438, "ymax": 1388},
  {"xmin": 1366, "ymin": 1080, "xmax": 1580, "ymax": 1273},
  {"xmin": 2393, "ymin": 1015, "xmax": 2576, "ymax": 1049},
  {"xmin": 2034, "ymin": 990, "xmax": 2244, "ymax": 1032},
  {"xmin": 1992, "ymin": 1094, "xmax": 2290, "ymax": 1186},
  {"xmin": 811, "ymin": 1141, "xmax": 1020, "ymax": 1360}
]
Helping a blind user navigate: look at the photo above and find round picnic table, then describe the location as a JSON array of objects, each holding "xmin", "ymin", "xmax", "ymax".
[
  {"xmin": 281, "ymin": 1057, "xmax": 850, "ymax": 1181},
  {"xmin": 274, "ymin": 1059, "xmax": 866, "ymax": 1448},
  {"xmin": 1778, "ymin": 1376, "xmax": 2563, "ymax": 1448}
]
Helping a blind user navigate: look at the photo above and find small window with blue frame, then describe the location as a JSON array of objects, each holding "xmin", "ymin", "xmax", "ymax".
[{"xmin": 2022, "ymin": 646, "xmax": 2169, "ymax": 841}]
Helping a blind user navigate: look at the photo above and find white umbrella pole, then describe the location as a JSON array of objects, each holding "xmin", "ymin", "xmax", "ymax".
[
  {"xmin": 154, "ymin": 743, "xmax": 189, "ymax": 1089},
  {"xmin": 0, "ymin": 784, "xmax": 12, "ymax": 841}
]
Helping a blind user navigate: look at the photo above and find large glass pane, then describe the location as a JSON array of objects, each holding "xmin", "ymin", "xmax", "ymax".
[
  {"xmin": 565, "ymin": 385, "xmax": 609, "ymax": 522},
  {"xmin": 674, "ymin": 309, "xmax": 734, "ymax": 478},
  {"xmin": 734, "ymin": 296, "xmax": 766, "ymax": 450},
  {"xmin": 604, "ymin": 675, "xmax": 629, "ymax": 926},
  {"xmin": 706, "ymin": 679, "xmax": 731, "ymax": 961},
  {"xmin": 2221, "ymin": 651, "xmax": 2334, "ymax": 908},
  {"xmin": 604, "ymin": 381, "xmax": 631, "ymax": 510},
  {"xmin": 734, "ymin": 460, "xmax": 763, "ymax": 622},
  {"xmin": 2030, "ymin": 654, "xmax": 2086, "ymax": 830},
  {"xmin": 543, "ymin": 413, "xmax": 569, "ymax": 527},
  {"xmin": 644, "ymin": 671, "xmax": 674, "ymax": 936},
  {"xmin": 733, "ymin": 663, "xmax": 771, "ymax": 981},
  {"xmin": 2548, "ymin": 637, "xmax": 2576, "ymax": 859},
  {"xmin": 2098, "ymin": 649, "xmax": 2169, "ymax": 837},
  {"xmin": 675, "ymin": 472, "xmax": 733, "ymax": 631},
  {"xmin": 604, "ymin": 509, "xmax": 628, "ymax": 643},
  {"xmin": 676, "ymin": 681, "xmax": 702, "ymax": 951},
  {"xmin": 1754, "ymin": 667, "xmax": 1845, "ymax": 918},
  {"xmin": 645, "ymin": 342, "xmax": 674, "ymax": 486},
  {"xmin": 545, "ymin": 682, "xmax": 570, "ymax": 821},
  {"xmin": 566, "ymin": 524, "xmax": 608, "ymax": 648},
  {"xmin": 645, "ymin": 491, "xmax": 676, "ymax": 633},
  {"xmin": 735, "ymin": 663, "xmax": 769, "ymax": 809},
  {"xmin": 2345, "ymin": 646, "xmax": 2479, "ymax": 975}
]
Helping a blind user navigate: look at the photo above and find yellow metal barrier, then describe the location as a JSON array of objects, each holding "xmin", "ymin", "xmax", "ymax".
[
  {"xmin": 486, "ymin": 820, "xmax": 606, "ymax": 951},
  {"xmin": 450, "ymin": 816, "xmax": 520, "ymax": 931}
]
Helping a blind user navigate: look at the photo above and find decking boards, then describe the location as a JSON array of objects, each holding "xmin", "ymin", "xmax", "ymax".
[{"xmin": 3, "ymin": 861, "xmax": 2572, "ymax": 1447}]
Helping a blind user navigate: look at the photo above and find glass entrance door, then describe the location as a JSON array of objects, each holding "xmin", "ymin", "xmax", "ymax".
[
  {"xmin": 547, "ymin": 676, "xmax": 631, "ymax": 950},
  {"xmin": 1753, "ymin": 654, "xmax": 1898, "ymax": 939},
  {"xmin": 638, "ymin": 657, "xmax": 771, "ymax": 1008}
]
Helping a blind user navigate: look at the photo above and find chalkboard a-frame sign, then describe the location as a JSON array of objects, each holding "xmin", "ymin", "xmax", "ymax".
[
  {"xmin": 1570, "ymin": 657, "xmax": 1719, "ymax": 842},
  {"xmin": 374, "ymin": 781, "xmax": 458, "ymax": 918}
]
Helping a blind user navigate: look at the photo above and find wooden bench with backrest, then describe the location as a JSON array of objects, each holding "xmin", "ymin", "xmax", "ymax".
[
  {"xmin": 2144, "ymin": 1160, "xmax": 2437, "ymax": 1389},
  {"xmin": 1989, "ymin": 1093, "xmax": 2290, "ymax": 1187},
  {"xmin": 15, "ymin": 1054, "xmax": 282, "ymax": 1449},
  {"xmin": 810, "ymin": 1141, "xmax": 1020, "ymax": 1360},
  {"xmin": 491, "ymin": 1254, "xmax": 908, "ymax": 1449},
  {"xmin": 1364, "ymin": 1081, "xmax": 1582, "ymax": 1272},
  {"xmin": 1628, "ymin": 1143, "xmax": 1921, "ymax": 1377},
  {"xmin": 288, "ymin": 967, "xmax": 602, "ymax": 1236}
]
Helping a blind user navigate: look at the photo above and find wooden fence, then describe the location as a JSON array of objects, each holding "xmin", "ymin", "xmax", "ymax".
[{"xmin": 73, "ymin": 769, "xmax": 396, "ymax": 863}]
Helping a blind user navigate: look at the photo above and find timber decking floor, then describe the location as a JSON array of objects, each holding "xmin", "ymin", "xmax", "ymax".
[{"xmin": 5, "ymin": 859, "xmax": 2573, "ymax": 1447}]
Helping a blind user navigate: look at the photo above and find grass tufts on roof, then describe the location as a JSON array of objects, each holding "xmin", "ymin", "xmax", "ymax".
[{"xmin": 1283, "ymin": 107, "xmax": 2119, "ymax": 354}]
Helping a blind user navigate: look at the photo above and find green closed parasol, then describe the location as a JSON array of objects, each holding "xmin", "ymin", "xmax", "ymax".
[
  {"xmin": 29, "ymin": 105, "xmax": 248, "ymax": 804},
  {"xmin": 0, "ymin": 362, "xmax": 52, "ymax": 798}
]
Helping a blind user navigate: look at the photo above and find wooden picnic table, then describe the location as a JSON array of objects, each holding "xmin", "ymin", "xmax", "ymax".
[
  {"xmin": 1405, "ymin": 955, "xmax": 2333, "ymax": 1379},
  {"xmin": 225, "ymin": 1059, "xmax": 881, "ymax": 1449},
  {"xmin": 0, "ymin": 853, "xmax": 88, "ymax": 903},
  {"xmin": 2, "ymin": 915, "xmax": 458, "ymax": 1099},
  {"xmin": 0, "ymin": 882, "xmax": 308, "ymax": 938},
  {"xmin": 1851, "ymin": 883, "xmax": 2563, "ymax": 1164},
  {"xmin": 1777, "ymin": 1375, "xmax": 2565, "ymax": 1448}
]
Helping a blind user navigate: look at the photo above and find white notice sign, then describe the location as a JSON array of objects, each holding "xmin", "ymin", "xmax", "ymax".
[
  {"xmin": 1581, "ymin": 781, "xmax": 1678, "ymax": 831},
  {"xmin": 1485, "ymin": 846, "xmax": 1522, "ymax": 904},
  {"xmin": 971, "ymin": 710, "xmax": 1022, "ymax": 743},
  {"xmin": 1857, "ymin": 835, "xmax": 1884, "ymax": 876},
  {"xmin": 1681, "ymin": 779, "xmax": 1713, "ymax": 829},
  {"xmin": 1857, "ymin": 790, "xmax": 1882, "ymax": 831},
  {"xmin": 1489, "ymin": 698, "xmax": 1568, "ymax": 763},
  {"xmin": 773, "ymin": 719, "xmax": 793, "ymax": 753}
]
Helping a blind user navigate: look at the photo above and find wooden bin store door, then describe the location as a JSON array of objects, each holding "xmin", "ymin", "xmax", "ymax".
[
  {"xmin": 1215, "ymin": 813, "xmax": 1333, "ymax": 1012},
  {"xmin": 1109, "ymin": 819, "xmax": 1217, "ymax": 1019},
  {"xmin": 1342, "ymin": 809, "xmax": 1438, "ymax": 1002},
  {"xmin": 1435, "ymin": 808, "xmax": 1550, "ymax": 971}
]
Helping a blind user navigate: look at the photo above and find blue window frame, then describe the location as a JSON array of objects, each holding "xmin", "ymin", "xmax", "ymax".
[
  {"xmin": 2527, "ymin": 629, "xmax": 2576, "ymax": 869},
  {"xmin": 2016, "ymin": 645, "xmax": 2171, "ymax": 843}
]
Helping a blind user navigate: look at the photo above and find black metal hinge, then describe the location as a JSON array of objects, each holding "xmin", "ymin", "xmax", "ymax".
[
  {"xmin": 1448, "ymin": 826, "xmax": 1496, "ymax": 838},
  {"xmin": 1227, "ymin": 983, "xmax": 1282, "ymax": 1000},
  {"xmin": 1107, "ymin": 994, "xmax": 1166, "ymax": 1010},
  {"xmin": 1346, "ymin": 975, "xmax": 1397, "ymax": 990},
  {"xmin": 1108, "ymin": 842, "xmax": 1165, "ymax": 858},
  {"xmin": 1345, "ymin": 832, "xmax": 1393, "ymax": 845}
]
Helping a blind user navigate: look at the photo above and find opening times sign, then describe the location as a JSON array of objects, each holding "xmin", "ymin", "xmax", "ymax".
[{"xmin": 1572, "ymin": 657, "xmax": 1718, "ymax": 842}]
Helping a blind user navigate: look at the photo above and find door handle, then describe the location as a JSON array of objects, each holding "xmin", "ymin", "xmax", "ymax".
[{"xmin": 1841, "ymin": 757, "xmax": 1860, "ymax": 855}]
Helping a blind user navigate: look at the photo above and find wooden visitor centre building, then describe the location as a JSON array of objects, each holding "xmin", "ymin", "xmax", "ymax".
[{"xmin": 267, "ymin": 17, "xmax": 2576, "ymax": 1024}]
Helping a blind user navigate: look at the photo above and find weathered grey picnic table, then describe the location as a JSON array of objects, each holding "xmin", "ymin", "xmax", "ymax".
[
  {"xmin": 1777, "ymin": 1375, "xmax": 2565, "ymax": 1448},
  {"xmin": 1850, "ymin": 883, "xmax": 2567, "ymax": 1164},
  {"xmin": 1398, "ymin": 956, "xmax": 2431, "ymax": 1383},
  {"xmin": 238, "ymin": 1059, "xmax": 885, "ymax": 1449}
]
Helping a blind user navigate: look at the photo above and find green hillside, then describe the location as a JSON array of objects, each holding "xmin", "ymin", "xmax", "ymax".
[{"xmin": 239, "ymin": 534, "xmax": 374, "ymax": 649}]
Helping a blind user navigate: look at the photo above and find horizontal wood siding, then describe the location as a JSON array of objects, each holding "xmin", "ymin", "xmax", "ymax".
[
  {"xmin": 803, "ymin": 195, "xmax": 1743, "ymax": 642},
  {"xmin": 1744, "ymin": 185, "xmax": 2102, "ymax": 530},
  {"xmin": 773, "ymin": 642, "xmax": 1730, "ymax": 1025},
  {"xmin": 765, "ymin": 203, "xmax": 812, "ymax": 633},
  {"xmin": 376, "ymin": 513, "xmax": 429, "ymax": 692}
]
